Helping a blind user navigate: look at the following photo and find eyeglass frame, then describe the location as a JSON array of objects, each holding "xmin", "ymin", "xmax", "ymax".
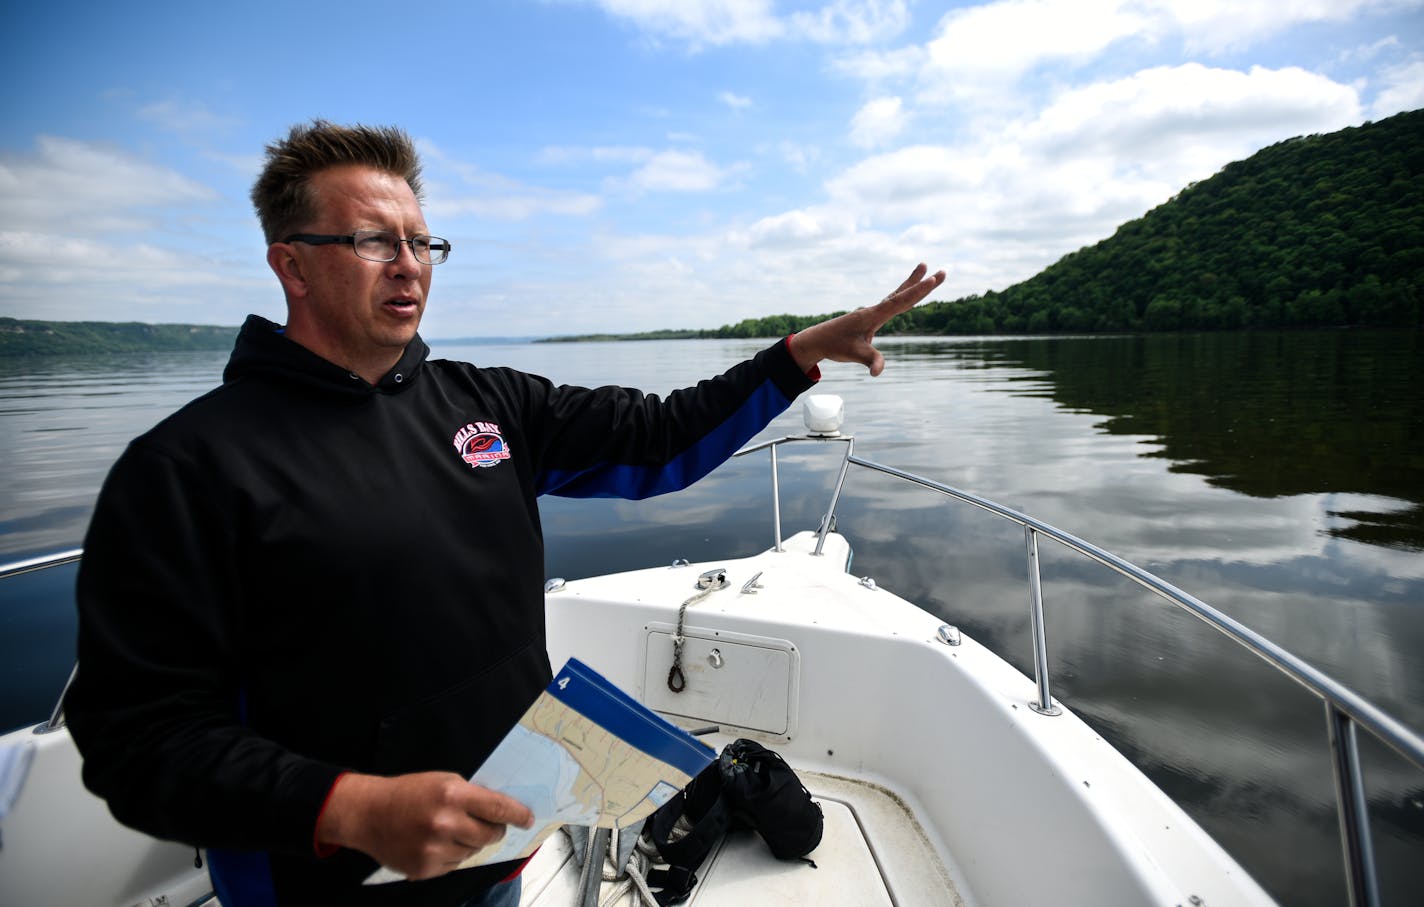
[{"xmin": 282, "ymin": 230, "xmax": 452, "ymax": 265}]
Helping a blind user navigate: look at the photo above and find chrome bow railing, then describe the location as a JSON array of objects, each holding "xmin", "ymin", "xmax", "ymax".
[
  {"xmin": 734, "ymin": 432, "xmax": 1424, "ymax": 907},
  {"xmin": 0, "ymin": 549, "xmax": 82, "ymax": 579}
]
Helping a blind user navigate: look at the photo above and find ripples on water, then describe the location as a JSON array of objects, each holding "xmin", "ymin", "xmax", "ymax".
[
  {"xmin": 1, "ymin": 332, "xmax": 1420, "ymax": 907},
  {"xmin": 0, "ymin": 352, "xmax": 220, "ymax": 553}
]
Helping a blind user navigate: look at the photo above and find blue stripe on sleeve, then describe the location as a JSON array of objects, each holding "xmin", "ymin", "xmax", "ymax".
[
  {"xmin": 535, "ymin": 377, "xmax": 790, "ymax": 499},
  {"xmin": 207, "ymin": 848, "xmax": 279, "ymax": 907}
]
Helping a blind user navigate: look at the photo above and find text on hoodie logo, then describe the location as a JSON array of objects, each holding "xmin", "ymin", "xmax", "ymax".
[{"xmin": 453, "ymin": 421, "xmax": 511, "ymax": 469}]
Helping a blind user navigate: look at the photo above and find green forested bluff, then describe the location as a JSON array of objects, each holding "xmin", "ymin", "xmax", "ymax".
[
  {"xmin": 551, "ymin": 107, "xmax": 1423, "ymax": 341},
  {"xmin": 0, "ymin": 320, "xmax": 239, "ymax": 357},
  {"xmin": 5, "ymin": 109, "xmax": 1420, "ymax": 355}
]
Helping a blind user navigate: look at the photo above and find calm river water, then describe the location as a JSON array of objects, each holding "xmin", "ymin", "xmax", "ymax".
[{"xmin": 1, "ymin": 330, "xmax": 1420, "ymax": 906}]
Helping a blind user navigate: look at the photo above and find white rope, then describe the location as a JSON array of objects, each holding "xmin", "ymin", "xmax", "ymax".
[
  {"xmin": 621, "ymin": 847, "xmax": 662, "ymax": 907},
  {"xmin": 668, "ymin": 576, "xmax": 727, "ymax": 692},
  {"xmin": 564, "ymin": 825, "xmax": 663, "ymax": 907}
]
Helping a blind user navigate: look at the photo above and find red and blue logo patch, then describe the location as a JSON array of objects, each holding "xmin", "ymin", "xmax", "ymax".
[{"xmin": 452, "ymin": 421, "xmax": 511, "ymax": 469}]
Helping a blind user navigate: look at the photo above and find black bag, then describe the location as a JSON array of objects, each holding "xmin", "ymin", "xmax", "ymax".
[
  {"xmin": 718, "ymin": 738, "xmax": 824, "ymax": 861},
  {"xmin": 644, "ymin": 739, "xmax": 823, "ymax": 905}
]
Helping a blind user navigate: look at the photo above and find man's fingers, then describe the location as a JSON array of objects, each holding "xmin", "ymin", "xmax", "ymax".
[
  {"xmin": 865, "ymin": 268, "xmax": 946, "ymax": 340},
  {"xmin": 452, "ymin": 820, "xmax": 506, "ymax": 852},
  {"xmin": 440, "ymin": 783, "xmax": 529, "ymax": 863},
  {"xmin": 896, "ymin": 267, "xmax": 945, "ymax": 305},
  {"xmin": 866, "ymin": 348, "xmax": 887, "ymax": 378},
  {"xmin": 890, "ymin": 262, "xmax": 929, "ymax": 297},
  {"xmin": 458, "ymin": 783, "xmax": 535, "ymax": 829},
  {"xmin": 877, "ymin": 265, "xmax": 945, "ymax": 315}
]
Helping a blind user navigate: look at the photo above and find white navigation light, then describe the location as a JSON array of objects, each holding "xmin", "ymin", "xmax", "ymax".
[{"xmin": 803, "ymin": 394, "xmax": 844, "ymax": 436}]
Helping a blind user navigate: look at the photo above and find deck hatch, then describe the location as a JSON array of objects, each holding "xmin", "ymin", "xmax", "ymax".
[{"xmin": 640, "ymin": 624, "xmax": 799, "ymax": 738}]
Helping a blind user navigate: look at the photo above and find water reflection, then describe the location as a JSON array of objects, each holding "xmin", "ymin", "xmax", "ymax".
[
  {"xmin": 986, "ymin": 331, "xmax": 1424, "ymax": 551},
  {"xmin": 0, "ymin": 350, "xmax": 226, "ymax": 559}
]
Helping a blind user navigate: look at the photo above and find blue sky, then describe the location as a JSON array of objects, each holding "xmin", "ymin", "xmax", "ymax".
[{"xmin": 2, "ymin": 0, "xmax": 1421, "ymax": 339}]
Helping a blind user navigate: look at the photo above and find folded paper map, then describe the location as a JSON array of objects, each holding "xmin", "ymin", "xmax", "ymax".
[{"xmin": 366, "ymin": 657, "xmax": 714, "ymax": 884}]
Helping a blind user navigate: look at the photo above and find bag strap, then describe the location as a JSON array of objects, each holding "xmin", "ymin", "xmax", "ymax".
[
  {"xmin": 644, "ymin": 763, "xmax": 731, "ymax": 903},
  {"xmin": 647, "ymin": 788, "xmax": 730, "ymax": 869},
  {"xmin": 644, "ymin": 865, "xmax": 700, "ymax": 906}
]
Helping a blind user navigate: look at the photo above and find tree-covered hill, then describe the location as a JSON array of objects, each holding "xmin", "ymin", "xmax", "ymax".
[
  {"xmin": 886, "ymin": 108, "xmax": 1422, "ymax": 335},
  {"xmin": 0, "ymin": 318, "xmax": 238, "ymax": 356},
  {"xmin": 574, "ymin": 109, "xmax": 1421, "ymax": 341}
]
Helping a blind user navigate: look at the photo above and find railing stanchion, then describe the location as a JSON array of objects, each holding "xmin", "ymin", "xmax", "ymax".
[
  {"xmin": 813, "ymin": 437, "xmax": 853, "ymax": 557},
  {"xmin": 1024, "ymin": 526, "xmax": 1059, "ymax": 716},
  {"xmin": 770, "ymin": 443, "xmax": 783, "ymax": 553},
  {"xmin": 1327, "ymin": 702, "xmax": 1381, "ymax": 907}
]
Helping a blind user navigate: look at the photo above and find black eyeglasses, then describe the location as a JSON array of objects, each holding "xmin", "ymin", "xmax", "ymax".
[{"xmin": 283, "ymin": 230, "xmax": 452, "ymax": 265}]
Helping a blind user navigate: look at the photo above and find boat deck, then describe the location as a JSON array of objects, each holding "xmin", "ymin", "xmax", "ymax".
[{"xmin": 521, "ymin": 771, "xmax": 963, "ymax": 906}]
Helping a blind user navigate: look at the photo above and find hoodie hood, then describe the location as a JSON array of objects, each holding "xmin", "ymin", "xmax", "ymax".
[{"xmin": 222, "ymin": 314, "xmax": 429, "ymax": 395}]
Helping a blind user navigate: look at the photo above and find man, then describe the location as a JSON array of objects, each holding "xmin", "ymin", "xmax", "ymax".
[{"xmin": 64, "ymin": 121, "xmax": 945, "ymax": 906}]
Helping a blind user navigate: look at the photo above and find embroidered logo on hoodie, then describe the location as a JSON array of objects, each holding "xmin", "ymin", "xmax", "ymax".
[{"xmin": 453, "ymin": 421, "xmax": 511, "ymax": 468}]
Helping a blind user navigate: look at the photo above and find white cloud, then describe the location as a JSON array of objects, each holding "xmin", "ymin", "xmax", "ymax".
[
  {"xmin": 832, "ymin": 44, "xmax": 927, "ymax": 82},
  {"xmin": 0, "ymin": 135, "xmax": 278, "ymax": 325},
  {"xmin": 591, "ymin": 0, "xmax": 910, "ymax": 48},
  {"xmin": 788, "ymin": 0, "xmax": 911, "ymax": 44},
  {"xmin": 1339, "ymin": 35, "xmax": 1402, "ymax": 65},
  {"xmin": 773, "ymin": 140, "xmax": 822, "ymax": 173},
  {"xmin": 0, "ymin": 233, "xmax": 242, "ymax": 287},
  {"xmin": 719, "ymin": 91, "xmax": 753, "ymax": 109},
  {"xmin": 0, "ymin": 135, "xmax": 218, "ymax": 234},
  {"xmin": 0, "ymin": 228, "xmax": 268, "ymax": 324},
  {"xmin": 826, "ymin": 144, "xmax": 992, "ymax": 224},
  {"xmin": 537, "ymin": 145, "xmax": 656, "ymax": 166},
  {"xmin": 136, "ymin": 99, "xmax": 242, "ymax": 139},
  {"xmin": 534, "ymin": 143, "xmax": 734, "ymax": 196},
  {"xmin": 420, "ymin": 142, "xmax": 602, "ymax": 221},
  {"xmin": 1020, "ymin": 64, "xmax": 1363, "ymax": 165},
  {"xmin": 1148, "ymin": 0, "xmax": 1395, "ymax": 55},
  {"xmin": 430, "ymin": 189, "xmax": 602, "ymax": 221},
  {"xmin": 742, "ymin": 206, "xmax": 855, "ymax": 248},
  {"xmin": 593, "ymin": 0, "xmax": 783, "ymax": 47},
  {"xmin": 622, "ymin": 149, "xmax": 729, "ymax": 193},
  {"xmin": 922, "ymin": 0, "xmax": 1147, "ymax": 95},
  {"xmin": 833, "ymin": 63, "xmax": 1363, "ymax": 225},
  {"xmin": 912, "ymin": 0, "xmax": 1415, "ymax": 104},
  {"xmin": 849, "ymin": 95, "xmax": 906, "ymax": 147},
  {"xmin": 1369, "ymin": 59, "xmax": 1424, "ymax": 118}
]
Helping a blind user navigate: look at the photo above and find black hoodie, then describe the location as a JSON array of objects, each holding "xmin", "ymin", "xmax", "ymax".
[{"xmin": 66, "ymin": 315, "xmax": 815, "ymax": 905}]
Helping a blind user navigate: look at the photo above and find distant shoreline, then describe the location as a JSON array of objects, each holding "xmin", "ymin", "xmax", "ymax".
[
  {"xmin": 0, "ymin": 318, "xmax": 240, "ymax": 357},
  {"xmin": 4, "ymin": 316, "xmax": 1413, "ymax": 357},
  {"xmin": 0, "ymin": 318, "xmax": 723, "ymax": 356}
]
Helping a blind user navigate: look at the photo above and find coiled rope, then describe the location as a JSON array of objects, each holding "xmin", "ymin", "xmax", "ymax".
[{"xmin": 667, "ymin": 569, "xmax": 729, "ymax": 692}]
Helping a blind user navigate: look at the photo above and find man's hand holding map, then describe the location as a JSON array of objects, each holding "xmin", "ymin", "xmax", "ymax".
[{"xmin": 366, "ymin": 658, "xmax": 714, "ymax": 884}]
